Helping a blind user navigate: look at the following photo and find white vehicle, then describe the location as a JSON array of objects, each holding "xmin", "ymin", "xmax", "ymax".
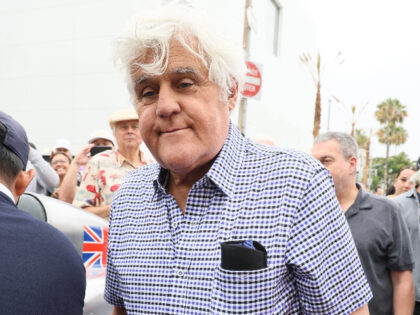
[{"xmin": 17, "ymin": 192, "xmax": 112, "ymax": 315}]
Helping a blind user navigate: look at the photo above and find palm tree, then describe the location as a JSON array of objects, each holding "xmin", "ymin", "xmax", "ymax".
[
  {"xmin": 299, "ymin": 52, "xmax": 344, "ymax": 138},
  {"xmin": 362, "ymin": 129, "xmax": 372, "ymax": 187},
  {"xmin": 375, "ymin": 98, "xmax": 408, "ymax": 188},
  {"xmin": 376, "ymin": 125, "xmax": 408, "ymax": 146},
  {"xmin": 300, "ymin": 53, "xmax": 321, "ymax": 138},
  {"xmin": 355, "ymin": 128, "xmax": 368, "ymax": 149},
  {"xmin": 330, "ymin": 96, "xmax": 368, "ymax": 137},
  {"xmin": 355, "ymin": 128, "xmax": 371, "ymax": 187}
]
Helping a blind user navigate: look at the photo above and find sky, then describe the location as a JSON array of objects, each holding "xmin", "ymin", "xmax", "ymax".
[{"xmin": 304, "ymin": 0, "xmax": 420, "ymax": 161}]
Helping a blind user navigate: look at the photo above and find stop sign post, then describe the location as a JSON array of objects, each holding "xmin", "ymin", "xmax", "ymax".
[{"xmin": 242, "ymin": 61, "xmax": 262, "ymax": 99}]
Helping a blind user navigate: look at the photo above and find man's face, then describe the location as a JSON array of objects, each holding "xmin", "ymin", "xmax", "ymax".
[
  {"xmin": 311, "ymin": 139, "xmax": 356, "ymax": 194},
  {"xmin": 113, "ymin": 120, "xmax": 142, "ymax": 150},
  {"xmin": 131, "ymin": 41, "xmax": 237, "ymax": 177}
]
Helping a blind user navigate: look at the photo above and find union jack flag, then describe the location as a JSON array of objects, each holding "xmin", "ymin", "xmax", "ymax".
[{"xmin": 82, "ymin": 226, "xmax": 108, "ymax": 269}]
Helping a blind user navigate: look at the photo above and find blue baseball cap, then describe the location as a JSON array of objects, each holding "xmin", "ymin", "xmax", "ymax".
[{"xmin": 0, "ymin": 111, "xmax": 29, "ymax": 168}]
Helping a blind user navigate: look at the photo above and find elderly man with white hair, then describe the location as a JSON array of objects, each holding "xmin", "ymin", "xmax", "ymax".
[
  {"xmin": 105, "ymin": 3, "xmax": 372, "ymax": 314},
  {"xmin": 395, "ymin": 169, "xmax": 420, "ymax": 314}
]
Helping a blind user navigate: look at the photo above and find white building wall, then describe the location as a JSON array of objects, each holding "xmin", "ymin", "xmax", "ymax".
[
  {"xmin": 241, "ymin": 0, "xmax": 316, "ymax": 151},
  {"xmin": 0, "ymin": 0, "xmax": 316, "ymax": 155}
]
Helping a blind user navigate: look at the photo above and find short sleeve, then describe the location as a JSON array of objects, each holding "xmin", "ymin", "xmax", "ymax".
[
  {"xmin": 285, "ymin": 168, "xmax": 372, "ymax": 314},
  {"xmin": 73, "ymin": 159, "xmax": 101, "ymax": 208},
  {"xmin": 104, "ymin": 248, "xmax": 124, "ymax": 307},
  {"xmin": 387, "ymin": 204, "xmax": 414, "ymax": 270},
  {"xmin": 104, "ymin": 201, "xmax": 124, "ymax": 307}
]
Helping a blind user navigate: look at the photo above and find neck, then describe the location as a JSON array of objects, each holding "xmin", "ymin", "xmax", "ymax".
[
  {"xmin": 336, "ymin": 183, "xmax": 359, "ymax": 212},
  {"xmin": 0, "ymin": 179, "xmax": 18, "ymax": 203},
  {"xmin": 167, "ymin": 159, "xmax": 214, "ymax": 215},
  {"xmin": 119, "ymin": 148, "xmax": 141, "ymax": 167},
  {"xmin": 416, "ymin": 186, "xmax": 420, "ymax": 193}
]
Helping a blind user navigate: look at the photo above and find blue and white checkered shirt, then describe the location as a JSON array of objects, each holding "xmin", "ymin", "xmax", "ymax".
[{"xmin": 105, "ymin": 123, "xmax": 372, "ymax": 314}]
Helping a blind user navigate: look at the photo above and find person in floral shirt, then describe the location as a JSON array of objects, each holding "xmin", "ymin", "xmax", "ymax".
[{"xmin": 73, "ymin": 109, "xmax": 152, "ymax": 218}]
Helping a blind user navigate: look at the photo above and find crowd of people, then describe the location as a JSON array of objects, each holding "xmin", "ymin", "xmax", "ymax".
[
  {"xmin": 1, "ymin": 2, "xmax": 420, "ymax": 315},
  {"xmin": 24, "ymin": 108, "xmax": 153, "ymax": 219}
]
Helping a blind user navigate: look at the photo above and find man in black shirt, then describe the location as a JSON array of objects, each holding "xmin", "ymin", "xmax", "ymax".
[{"xmin": 312, "ymin": 131, "xmax": 414, "ymax": 315}]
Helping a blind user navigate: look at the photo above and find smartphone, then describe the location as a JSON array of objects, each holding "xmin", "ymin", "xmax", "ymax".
[{"xmin": 90, "ymin": 146, "xmax": 112, "ymax": 156}]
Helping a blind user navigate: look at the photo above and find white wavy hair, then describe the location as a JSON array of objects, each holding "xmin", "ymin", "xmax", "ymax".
[
  {"xmin": 409, "ymin": 170, "xmax": 420, "ymax": 187},
  {"xmin": 115, "ymin": 3, "xmax": 246, "ymax": 104}
]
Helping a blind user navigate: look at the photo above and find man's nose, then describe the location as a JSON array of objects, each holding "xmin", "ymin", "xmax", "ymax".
[{"xmin": 156, "ymin": 84, "xmax": 181, "ymax": 117}]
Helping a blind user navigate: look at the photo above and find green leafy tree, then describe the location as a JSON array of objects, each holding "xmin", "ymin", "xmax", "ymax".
[
  {"xmin": 374, "ymin": 98, "xmax": 408, "ymax": 189},
  {"xmin": 370, "ymin": 152, "xmax": 413, "ymax": 190}
]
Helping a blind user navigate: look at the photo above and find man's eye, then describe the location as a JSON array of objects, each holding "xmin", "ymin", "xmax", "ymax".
[
  {"xmin": 178, "ymin": 80, "xmax": 194, "ymax": 89},
  {"xmin": 142, "ymin": 90, "xmax": 156, "ymax": 98},
  {"xmin": 180, "ymin": 82, "xmax": 192, "ymax": 88}
]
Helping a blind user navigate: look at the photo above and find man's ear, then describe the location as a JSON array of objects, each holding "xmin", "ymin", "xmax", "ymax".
[
  {"xmin": 227, "ymin": 83, "xmax": 239, "ymax": 111},
  {"xmin": 14, "ymin": 169, "xmax": 36, "ymax": 197},
  {"xmin": 349, "ymin": 156, "xmax": 358, "ymax": 175}
]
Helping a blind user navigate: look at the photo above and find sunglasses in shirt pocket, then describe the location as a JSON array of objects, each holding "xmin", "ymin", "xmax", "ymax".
[{"xmin": 220, "ymin": 240, "xmax": 267, "ymax": 271}]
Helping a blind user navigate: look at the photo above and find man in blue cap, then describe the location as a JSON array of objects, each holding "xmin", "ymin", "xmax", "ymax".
[{"xmin": 0, "ymin": 111, "xmax": 86, "ymax": 314}]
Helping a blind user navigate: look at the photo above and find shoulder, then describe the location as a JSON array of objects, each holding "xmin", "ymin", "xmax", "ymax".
[
  {"xmin": 0, "ymin": 204, "xmax": 82, "ymax": 261},
  {"xmin": 394, "ymin": 190, "xmax": 415, "ymax": 204},
  {"xmin": 124, "ymin": 161, "xmax": 159, "ymax": 183},
  {"xmin": 393, "ymin": 191, "xmax": 418, "ymax": 217},
  {"xmin": 364, "ymin": 192, "xmax": 405, "ymax": 220},
  {"xmin": 245, "ymin": 140, "xmax": 327, "ymax": 178},
  {"xmin": 113, "ymin": 162, "xmax": 159, "ymax": 197},
  {"xmin": 365, "ymin": 191, "xmax": 398, "ymax": 209}
]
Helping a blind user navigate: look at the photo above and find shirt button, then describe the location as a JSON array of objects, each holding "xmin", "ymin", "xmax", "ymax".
[
  {"xmin": 172, "ymin": 222, "xmax": 178, "ymax": 229},
  {"xmin": 177, "ymin": 270, "xmax": 184, "ymax": 277}
]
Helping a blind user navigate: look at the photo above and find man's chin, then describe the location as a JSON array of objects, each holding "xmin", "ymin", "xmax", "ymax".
[{"xmin": 121, "ymin": 142, "xmax": 141, "ymax": 148}]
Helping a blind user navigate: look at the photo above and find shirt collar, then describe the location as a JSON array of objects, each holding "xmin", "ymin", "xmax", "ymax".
[
  {"xmin": 116, "ymin": 150, "xmax": 145, "ymax": 168},
  {"xmin": 405, "ymin": 187, "xmax": 418, "ymax": 198},
  {"xmin": 154, "ymin": 122, "xmax": 246, "ymax": 199},
  {"xmin": 0, "ymin": 182, "xmax": 15, "ymax": 203},
  {"xmin": 205, "ymin": 122, "xmax": 246, "ymax": 198},
  {"xmin": 345, "ymin": 183, "xmax": 372, "ymax": 218}
]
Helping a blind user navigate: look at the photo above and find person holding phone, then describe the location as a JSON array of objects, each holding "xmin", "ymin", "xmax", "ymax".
[
  {"xmin": 72, "ymin": 110, "xmax": 152, "ymax": 218},
  {"xmin": 58, "ymin": 130, "xmax": 114, "ymax": 204}
]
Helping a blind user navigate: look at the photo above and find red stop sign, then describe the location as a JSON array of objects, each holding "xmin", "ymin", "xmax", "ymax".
[{"xmin": 242, "ymin": 61, "xmax": 262, "ymax": 98}]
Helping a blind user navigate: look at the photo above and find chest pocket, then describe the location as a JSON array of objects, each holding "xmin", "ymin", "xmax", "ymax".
[{"xmin": 210, "ymin": 265, "xmax": 278, "ymax": 314}]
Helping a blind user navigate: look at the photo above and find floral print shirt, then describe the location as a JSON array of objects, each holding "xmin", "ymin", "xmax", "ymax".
[{"xmin": 73, "ymin": 149, "xmax": 152, "ymax": 209}]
